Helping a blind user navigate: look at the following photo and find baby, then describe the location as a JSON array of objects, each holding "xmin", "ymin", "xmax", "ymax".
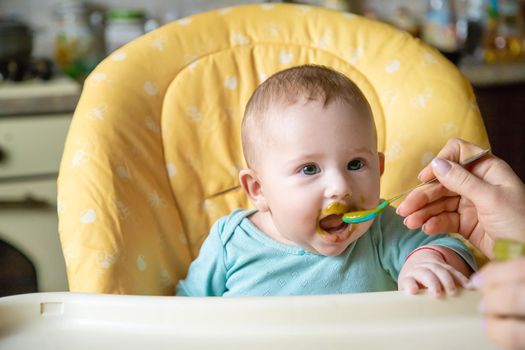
[{"xmin": 177, "ymin": 65, "xmax": 475, "ymax": 297}]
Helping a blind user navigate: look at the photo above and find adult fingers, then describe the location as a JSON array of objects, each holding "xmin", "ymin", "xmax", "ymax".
[
  {"xmin": 481, "ymin": 283, "xmax": 525, "ymax": 318},
  {"xmin": 474, "ymin": 259, "xmax": 525, "ymax": 318},
  {"xmin": 417, "ymin": 138, "xmax": 485, "ymax": 182},
  {"xmin": 475, "ymin": 259, "xmax": 525, "ymax": 288},
  {"xmin": 401, "ymin": 196, "xmax": 460, "ymax": 230},
  {"xmin": 486, "ymin": 316, "xmax": 525, "ymax": 350},
  {"xmin": 397, "ymin": 182, "xmax": 458, "ymax": 217},
  {"xmin": 420, "ymin": 212, "xmax": 461, "ymax": 235},
  {"xmin": 430, "ymin": 158, "xmax": 493, "ymax": 206}
]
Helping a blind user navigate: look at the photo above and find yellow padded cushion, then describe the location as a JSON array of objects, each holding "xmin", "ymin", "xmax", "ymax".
[{"xmin": 58, "ymin": 4, "xmax": 489, "ymax": 295}]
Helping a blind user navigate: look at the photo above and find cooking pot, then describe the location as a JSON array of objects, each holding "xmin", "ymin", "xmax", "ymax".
[{"xmin": 0, "ymin": 18, "xmax": 33, "ymax": 62}]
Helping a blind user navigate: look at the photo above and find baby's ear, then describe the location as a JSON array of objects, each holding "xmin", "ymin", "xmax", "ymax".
[
  {"xmin": 239, "ymin": 169, "xmax": 269, "ymax": 212},
  {"xmin": 378, "ymin": 152, "xmax": 385, "ymax": 176}
]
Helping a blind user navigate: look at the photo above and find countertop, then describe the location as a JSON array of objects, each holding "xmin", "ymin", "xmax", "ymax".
[
  {"xmin": 0, "ymin": 76, "xmax": 81, "ymax": 116},
  {"xmin": 460, "ymin": 61, "xmax": 525, "ymax": 87}
]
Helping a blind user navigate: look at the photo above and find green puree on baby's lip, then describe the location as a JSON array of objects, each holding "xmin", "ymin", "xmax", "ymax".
[{"xmin": 493, "ymin": 238, "xmax": 525, "ymax": 261}]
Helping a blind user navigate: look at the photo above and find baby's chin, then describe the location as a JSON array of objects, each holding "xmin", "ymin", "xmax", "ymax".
[
  {"xmin": 313, "ymin": 233, "xmax": 354, "ymax": 256},
  {"xmin": 314, "ymin": 225, "xmax": 370, "ymax": 256},
  {"xmin": 314, "ymin": 240, "xmax": 354, "ymax": 256}
]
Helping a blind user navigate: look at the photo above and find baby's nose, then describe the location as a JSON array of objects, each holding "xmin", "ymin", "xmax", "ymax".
[{"xmin": 324, "ymin": 172, "xmax": 351, "ymax": 200}]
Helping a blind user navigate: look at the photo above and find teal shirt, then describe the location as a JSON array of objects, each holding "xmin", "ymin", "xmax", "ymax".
[{"xmin": 176, "ymin": 206, "xmax": 476, "ymax": 296}]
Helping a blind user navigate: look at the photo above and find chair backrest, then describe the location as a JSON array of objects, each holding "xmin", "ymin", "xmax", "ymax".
[{"xmin": 57, "ymin": 4, "xmax": 489, "ymax": 295}]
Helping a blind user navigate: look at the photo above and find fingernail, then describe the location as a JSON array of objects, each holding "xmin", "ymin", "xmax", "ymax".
[
  {"xmin": 471, "ymin": 273, "xmax": 482, "ymax": 289},
  {"xmin": 422, "ymin": 224, "xmax": 427, "ymax": 232},
  {"xmin": 403, "ymin": 217, "xmax": 408, "ymax": 226},
  {"xmin": 431, "ymin": 158, "xmax": 451, "ymax": 177}
]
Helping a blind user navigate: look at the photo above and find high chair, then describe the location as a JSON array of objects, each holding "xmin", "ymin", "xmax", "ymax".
[{"xmin": 57, "ymin": 4, "xmax": 489, "ymax": 295}]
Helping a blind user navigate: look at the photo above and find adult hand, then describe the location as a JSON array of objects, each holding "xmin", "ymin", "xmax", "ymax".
[
  {"xmin": 396, "ymin": 138, "xmax": 525, "ymax": 258},
  {"xmin": 472, "ymin": 258, "xmax": 525, "ymax": 350}
]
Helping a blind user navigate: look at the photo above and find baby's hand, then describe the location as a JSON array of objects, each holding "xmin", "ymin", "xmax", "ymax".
[{"xmin": 398, "ymin": 247, "xmax": 471, "ymax": 297}]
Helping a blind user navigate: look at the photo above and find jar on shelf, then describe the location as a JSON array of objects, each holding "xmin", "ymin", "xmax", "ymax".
[
  {"xmin": 422, "ymin": 0, "xmax": 464, "ymax": 63},
  {"xmin": 105, "ymin": 9, "xmax": 145, "ymax": 54},
  {"xmin": 53, "ymin": 1, "xmax": 104, "ymax": 81},
  {"xmin": 484, "ymin": 0, "xmax": 524, "ymax": 62}
]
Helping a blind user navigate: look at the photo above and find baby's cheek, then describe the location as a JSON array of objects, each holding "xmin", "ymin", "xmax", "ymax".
[
  {"xmin": 284, "ymin": 202, "xmax": 313, "ymax": 224},
  {"xmin": 356, "ymin": 220, "xmax": 374, "ymax": 236},
  {"xmin": 362, "ymin": 188, "xmax": 381, "ymax": 207},
  {"xmin": 357, "ymin": 194, "xmax": 374, "ymax": 209}
]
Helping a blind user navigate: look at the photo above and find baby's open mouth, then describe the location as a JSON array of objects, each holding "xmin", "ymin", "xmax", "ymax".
[
  {"xmin": 317, "ymin": 202, "xmax": 354, "ymax": 243},
  {"xmin": 319, "ymin": 214, "xmax": 349, "ymax": 234}
]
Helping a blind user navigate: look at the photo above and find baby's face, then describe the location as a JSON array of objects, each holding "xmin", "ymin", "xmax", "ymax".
[{"xmin": 254, "ymin": 99, "xmax": 384, "ymax": 256}]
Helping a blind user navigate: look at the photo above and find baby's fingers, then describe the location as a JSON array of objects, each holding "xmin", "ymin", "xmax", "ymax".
[
  {"xmin": 398, "ymin": 276, "xmax": 422, "ymax": 295},
  {"xmin": 432, "ymin": 266, "xmax": 464, "ymax": 295},
  {"xmin": 405, "ymin": 268, "xmax": 444, "ymax": 298},
  {"xmin": 449, "ymin": 266, "xmax": 472, "ymax": 290}
]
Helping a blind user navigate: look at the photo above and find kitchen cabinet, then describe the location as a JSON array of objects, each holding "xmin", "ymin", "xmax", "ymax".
[
  {"xmin": 474, "ymin": 83, "xmax": 525, "ymax": 182},
  {"xmin": 0, "ymin": 177, "xmax": 67, "ymax": 294},
  {"xmin": 461, "ymin": 62, "xmax": 525, "ymax": 181},
  {"xmin": 0, "ymin": 77, "xmax": 79, "ymax": 295}
]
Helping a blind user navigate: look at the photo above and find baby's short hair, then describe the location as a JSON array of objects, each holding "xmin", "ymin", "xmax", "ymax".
[{"xmin": 241, "ymin": 64, "xmax": 373, "ymax": 168}]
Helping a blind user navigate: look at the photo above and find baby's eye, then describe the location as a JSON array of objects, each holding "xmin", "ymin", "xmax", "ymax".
[
  {"xmin": 300, "ymin": 164, "xmax": 320, "ymax": 175},
  {"xmin": 347, "ymin": 159, "xmax": 365, "ymax": 171}
]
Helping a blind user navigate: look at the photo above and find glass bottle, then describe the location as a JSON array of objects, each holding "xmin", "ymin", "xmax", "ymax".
[{"xmin": 53, "ymin": 1, "xmax": 104, "ymax": 81}]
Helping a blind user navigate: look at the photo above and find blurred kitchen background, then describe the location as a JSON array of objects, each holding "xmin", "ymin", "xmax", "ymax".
[{"xmin": 0, "ymin": 0, "xmax": 524, "ymax": 297}]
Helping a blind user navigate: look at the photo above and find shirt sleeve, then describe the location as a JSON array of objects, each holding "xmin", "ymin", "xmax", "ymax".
[
  {"xmin": 376, "ymin": 206, "xmax": 476, "ymax": 281},
  {"xmin": 176, "ymin": 219, "xmax": 228, "ymax": 296}
]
